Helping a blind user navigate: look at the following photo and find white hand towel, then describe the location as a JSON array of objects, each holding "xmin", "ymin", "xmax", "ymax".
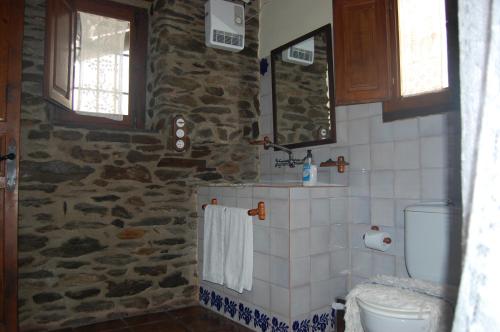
[
  {"xmin": 223, "ymin": 207, "xmax": 253, "ymax": 293},
  {"xmin": 202, "ymin": 205, "xmax": 226, "ymax": 285}
]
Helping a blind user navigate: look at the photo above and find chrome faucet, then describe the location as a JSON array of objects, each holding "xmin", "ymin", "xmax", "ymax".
[{"xmin": 251, "ymin": 136, "xmax": 305, "ymax": 168}]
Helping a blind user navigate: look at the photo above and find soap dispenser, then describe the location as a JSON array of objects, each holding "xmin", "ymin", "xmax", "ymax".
[{"xmin": 303, "ymin": 150, "xmax": 317, "ymax": 186}]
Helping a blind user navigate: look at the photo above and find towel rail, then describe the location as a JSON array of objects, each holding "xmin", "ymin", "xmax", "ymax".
[{"xmin": 202, "ymin": 198, "xmax": 266, "ymax": 221}]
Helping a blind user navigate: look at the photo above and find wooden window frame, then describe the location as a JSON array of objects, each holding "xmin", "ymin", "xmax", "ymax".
[
  {"xmin": 44, "ymin": 0, "xmax": 147, "ymax": 130},
  {"xmin": 383, "ymin": 0, "xmax": 460, "ymax": 122}
]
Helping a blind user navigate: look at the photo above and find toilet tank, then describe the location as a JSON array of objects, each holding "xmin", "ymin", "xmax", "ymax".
[{"xmin": 404, "ymin": 203, "xmax": 462, "ymax": 285}]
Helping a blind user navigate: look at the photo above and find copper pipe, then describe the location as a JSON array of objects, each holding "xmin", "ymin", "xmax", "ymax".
[
  {"xmin": 248, "ymin": 201, "xmax": 266, "ymax": 220},
  {"xmin": 249, "ymin": 136, "xmax": 271, "ymax": 146},
  {"xmin": 319, "ymin": 156, "xmax": 350, "ymax": 173},
  {"xmin": 202, "ymin": 198, "xmax": 218, "ymax": 210}
]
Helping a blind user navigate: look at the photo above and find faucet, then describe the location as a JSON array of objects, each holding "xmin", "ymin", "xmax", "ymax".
[{"xmin": 251, "ymin": 136, "xmax": 305, "ymax": 168}]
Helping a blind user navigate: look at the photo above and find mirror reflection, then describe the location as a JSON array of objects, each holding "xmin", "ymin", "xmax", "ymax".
[{"xmin": 271, "ymin": 25, "xmax": 335, "ymax": 148}]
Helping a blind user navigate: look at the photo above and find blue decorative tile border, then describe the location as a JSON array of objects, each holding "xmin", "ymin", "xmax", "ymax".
[{"xmin": 199, "ymin": 286, "xmax": 338, "ymax": 332}]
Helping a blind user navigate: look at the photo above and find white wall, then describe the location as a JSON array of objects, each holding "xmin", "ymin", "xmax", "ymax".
[
  {"xmin": 260, "ymin": 61, "xmax": 462, "ymax": 288},
  {"xmin": 258, "ymin": 0, "xmax": 332, "ymax": 57}
]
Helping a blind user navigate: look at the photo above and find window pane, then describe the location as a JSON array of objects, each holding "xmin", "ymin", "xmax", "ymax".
[
  {"xmin": 73, "ymin": 12, "xmax": 130, "ymax": 116},
  {"xmin": 398, "ymin": 0, "xmax": 448, "ymax": 97}
]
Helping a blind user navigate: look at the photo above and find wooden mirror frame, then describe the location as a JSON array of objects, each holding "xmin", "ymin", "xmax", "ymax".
[{"xmin": 271, "ymin": 24, "xmax": 336, "ymax": 150}]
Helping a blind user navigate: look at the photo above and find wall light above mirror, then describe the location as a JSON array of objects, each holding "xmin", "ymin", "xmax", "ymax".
[{"xmin": 271, "ymin": 24, "xmax": 336, "ymax": 149}]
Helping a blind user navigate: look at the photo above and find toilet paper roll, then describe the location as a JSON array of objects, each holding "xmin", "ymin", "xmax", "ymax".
[{"xmin": 363, "ymin": 230, "xmax": 391, "ymax": 252}]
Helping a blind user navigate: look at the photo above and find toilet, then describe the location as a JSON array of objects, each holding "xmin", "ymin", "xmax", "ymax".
[{"xmin": 356, "ymin": 203, "xmax": 461, "ymax": 332}]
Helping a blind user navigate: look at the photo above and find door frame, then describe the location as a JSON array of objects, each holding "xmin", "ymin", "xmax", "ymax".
[{"xmin": 1, "ymin": 1, "xmax": 23, "ymax": 331}]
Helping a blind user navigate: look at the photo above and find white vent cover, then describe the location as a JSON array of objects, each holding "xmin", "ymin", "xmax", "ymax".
[
  {"xmin": 205, "ymin": 0, "xmax": 245, "ymax": 52},
  {"xmin": 282, "ymin": 37, "xmax": 315, "ymax": 66}
]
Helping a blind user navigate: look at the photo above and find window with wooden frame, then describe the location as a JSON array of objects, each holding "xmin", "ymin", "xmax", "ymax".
[
  {"xmin": 44, "ymin": 0, "xmax": 147, "ymax": 129},
  {"xmin": 383, "ymin": 0, "xmax": 459, "ymax": 121}
]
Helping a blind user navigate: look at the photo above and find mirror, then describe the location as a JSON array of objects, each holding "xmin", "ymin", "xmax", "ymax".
[{"xmin": 271, "ymin": 24, "xmax": 336, "ymax": 149}]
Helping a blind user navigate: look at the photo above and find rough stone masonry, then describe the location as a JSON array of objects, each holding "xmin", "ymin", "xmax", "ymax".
[{"xmin": 18, "ymin": 0, "xmax": 260, "ymax": 330}]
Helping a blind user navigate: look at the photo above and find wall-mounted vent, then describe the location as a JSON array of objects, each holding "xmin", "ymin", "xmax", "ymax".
[
  {"xmin": 282, "ymin": 37, "xmax": 315, "ymax": 66},
  {"xmin": 205, "ymin": 0, "xmax": 245, "ymax": 52},
  {"xmin": 213, "ymin": 29, "xmax": 243, "ymax": 47}
]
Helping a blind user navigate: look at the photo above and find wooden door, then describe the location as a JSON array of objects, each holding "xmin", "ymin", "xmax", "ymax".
[
  {"xmin": 334, "ymin": 0, "xmax": 392, "ymax": 105},
  {"xmin": 0, "ymin": 1, "xmax": 23, "ymax": 331}
]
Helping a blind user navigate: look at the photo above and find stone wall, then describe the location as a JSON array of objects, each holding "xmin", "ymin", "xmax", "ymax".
[
  {"xmin": 274, "ymin": 33, "xmax": 330, "ymax": 145},
  {"xmin": 19, "ymin": 0, "xmax": 260, "ymax": 330}
]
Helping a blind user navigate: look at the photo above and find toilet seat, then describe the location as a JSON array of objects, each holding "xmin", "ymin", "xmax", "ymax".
[{"xmin": 357, "ymin": 297, "xmax": 431, "ymax": 320}]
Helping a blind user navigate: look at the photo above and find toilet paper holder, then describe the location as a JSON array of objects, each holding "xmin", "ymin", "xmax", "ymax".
[{"xmin": 364, "ymin": 226, "xmax": 392, "ymax": 244}]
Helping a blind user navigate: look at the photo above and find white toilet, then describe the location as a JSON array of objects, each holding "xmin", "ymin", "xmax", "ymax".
[{"xmin": 356, "ymin": 203, "xmax": 461, "ymax": 332}]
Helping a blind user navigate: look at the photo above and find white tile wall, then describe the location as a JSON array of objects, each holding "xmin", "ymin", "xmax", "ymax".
[
  {"xmin": 270, "ymin": 285, "xmax": 290, "ymax": 317},
  {"xmin": 310, "ymin": 226, "xmax": 330, "ymax": 255},
  {"xmin": 290, "ymin": 199, "xmax": 310, "ymax": 229},
  {"xmin": 270, "ymin": 227, "xmax": 290, "ymax": 258},
  {"xmin": 290, "ymin": 228, "xmax": 310, "ymax": 258},
  {"xmin": 198, "ymin": 74, "xmax": 461, "ymax": 325},
  {"xmin": 310, "ymin": 253, "xmax": 330, "ymax": 282},
  {"xmin": 290, "ymin": 286, "xmax": 310, "ymax": 316},
  {"xmin": 311, "ymin": 199, "xmax": 330, "ymax": 226},
  {"xmin": 270, "ymin": 255, "xmax": 289, "ymax": 288},
  {"xmin": 291, "ymin": 257, "xmax": 310, "ymax": 287}
]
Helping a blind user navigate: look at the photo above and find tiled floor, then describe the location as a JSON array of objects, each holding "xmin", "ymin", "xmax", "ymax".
[{"xmin": 54, "ymin": 306, "xmax": 253, "ymax": 332}]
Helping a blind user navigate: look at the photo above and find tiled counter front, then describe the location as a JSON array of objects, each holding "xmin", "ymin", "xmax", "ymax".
[{"xmin": 197, "ymin": 185, "xmax": 349, "ymax": 332}]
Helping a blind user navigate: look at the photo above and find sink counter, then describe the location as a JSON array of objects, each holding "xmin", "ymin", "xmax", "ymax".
[{"xmin": 202, "ymin": 182, "xmax": 347, "ymax": 188}]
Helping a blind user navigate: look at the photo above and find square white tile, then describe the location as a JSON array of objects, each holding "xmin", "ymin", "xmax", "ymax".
[
  {"xmin": 310, "ymin": 226, "xmax": 330, "ymax": 254},
  {"xmin": 349, "ymin": 144, "xmax": 371, "ymax": 171},
  {"xmin": 420, "ymin": 136, "xmax": 448, "ymax": 168},
  {"xmin": 370, "ymin": 198, "xmax": 395, "ymax": 227},
  {"xmin": 290, "ymin": 199, "xmax": 310, "ymax": 229},
  {"xmin": 290, "ymin": 229, "xmax": 310, "ymax": 258},
  {"xmin": 290, "ymin": 188, "xmax": 310, "ymax": 200},
  {"xmin": 393, "ymin": 118, "xmax": 419, "ymax": 141},
  {"xmin": 370, "ymin": 171, "xmax": 395, "ymax": 198},
  {"xmin": 311, "ymin": 198, "xmax": 331, "ymax": 226},
  {"xmin": 348, "ymin": 118, "xmax": 370, "ymax": 145},
  {"xmin": 330, "ymin": 224, "xmax": 348, "ymax": 249},
  {"xmin": 291, "ymin": 257, "xmax": 311, "ymax": 287},
  {"xmin": 270, "ymin": 256, "xmax": 289, "ymax": 288},
  {"xmin": 394, "ymin": 170, "xmax": 421, "ymax": 199},
  {"xmin": 270, "ymin": 227, "xmax": 290, "ymax": 258},
  {"xmin": 370, "ymin": 115, "xmax": 394, "ymax": 143},
  {"xmin": 330, "ymin": 249, "xmax": 349, "ymax": 277},
  {"xmin": 372, "ymin": 253, "xmax": 396, "ymax": 276},
  {"xmin": 371, "ymin": 142, "xmax": 394, "ymax": 170},
  {"xmin": 270, "ymin": 285, "xmax": 290, "ymax": 317},
  {"xmin": 290, "ymin": 286, "xmax": 310, "ymax": 317},
  {"xmin": 311, "ymin": 279, "xmax": 332, "ymax": 310},
  {"xmin": 254, "ymin": 224, "xmax": 270, "ymax": 254},
  {"xmin": 349, "ymin": 197, "xmax": 371, "ymax": 224},
  {"xmin": 419, "ymin": 113, "xmax": 448, "ymax": 137},
  {"xmin": 349, "ymin": 170, "xmax": 370, "ymax": 197},
  {"xmin": 351, "ymin": 250, "xmax": 373, "ymax": 278},
  {"xmin": 311, "ymin": 253, "xmax": 330, "ymax": 282},
  {"xmin": 394, "ymin": 140, "xmax": 420, "ymax": 170},
  {"xmin": 253, "ymin": 252, "xmax": 270, "ymax": 282},
  {"xmin": 252, "ymin": 279, "xmax": 271, "ymax": 309},
  {"xmin": 330, "ymin": 276, "xmax": 348, "ymax": 301},
  {"xmin": 421, "ymin": 168, "xmax": 448, "ymax": 200},
  {"xmin": 330, "ymin": 197, "xmax": 348, "ymax": 223},
  {"xmin": 270, "ymin": 199, "xmax": 290, "ymax": 229}
]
